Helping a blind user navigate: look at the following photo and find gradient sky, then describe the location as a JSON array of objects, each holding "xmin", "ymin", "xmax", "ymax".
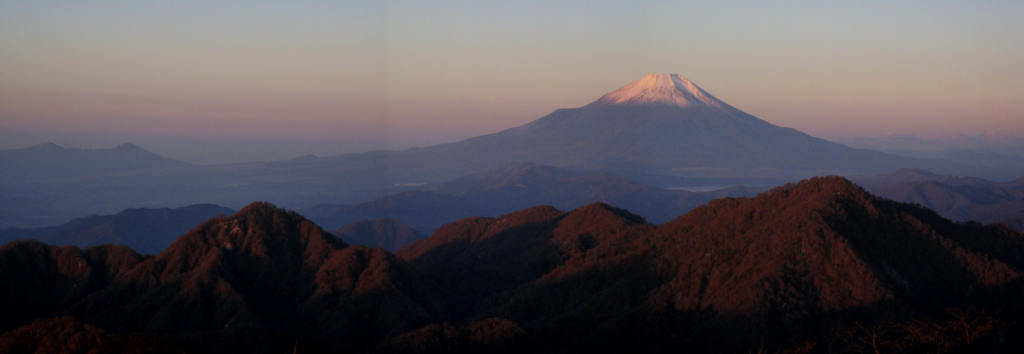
[{"xmin": 1, "ymin": 1, "xmax": 1022, "ymax": 163}]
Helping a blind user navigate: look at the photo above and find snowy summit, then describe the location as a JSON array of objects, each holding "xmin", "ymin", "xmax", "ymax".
[{"xmin": 596, "ymin": 73, "xmax": 724, "ymax": 108}]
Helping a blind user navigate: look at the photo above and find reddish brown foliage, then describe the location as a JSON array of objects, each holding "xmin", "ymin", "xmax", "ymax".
[
  {"xmin": 3, "ymin": 178, "xmax": 1024, "ymax": 353},
  {"xmin": 0, "ymin": 202, "xmax": 436, "ymax": 352},
  {"xmin": 402, "ymin": 176, "xmax": 1024, "ymax": 352}
]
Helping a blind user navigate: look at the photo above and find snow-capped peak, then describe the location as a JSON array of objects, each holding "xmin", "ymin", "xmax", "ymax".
[{"xmin": 595, "ymin": 73, "xmax": 723, "ymax": 108}]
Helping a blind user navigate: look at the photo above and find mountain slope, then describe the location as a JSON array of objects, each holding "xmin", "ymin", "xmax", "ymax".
[
  {"xmin": 654, "ymin": 177, "xmax": 1021, "ymax": 313},
  {"xmin": 360, "ymin": 74, "xmax": 927, "ymax": 183},
  {"xmin": 0, "ymin": 204, "xmax": 234, "ymax": 255},
  {"xmin": 398, "ymin": 176, "xmax": 1024, "ymax": 352},
  {"xmin": 0, "ymin": 202, "xmax": 437, "ymax": 353},
  {"xmin": 4, "ymin": 181, "xmax": 1024, "ymax": 352},
  {"xmin": 0, "ymin": 242, "xmax": 146, "ymax": 334}
]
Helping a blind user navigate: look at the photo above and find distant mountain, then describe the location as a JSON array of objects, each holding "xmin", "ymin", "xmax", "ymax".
[
  {"xmin": 332, "ymin": 218, "xmax": 425, "ymax": 252},
  {"xmin": 0, "ymin": 143, "xmax": 200, "ymax": 228},
  {"xmin": 372, "ymin": 73, "xmax": 929, "ymax": 182},
  {"xmin": 398, "ymin": 177, "xmax": 1024, "ymax": 352},
  {"xmin": 300, "ymin": 163, "xmax": 762, "ymax": 235},
  {"xmin": 837, "ymin": 135, "xmax": 1024, "ymax": 180},
  {"xmin": 431, "ymin": 162, "xmax": 685, "ymax": 210},
  {"xmin": 0, "ymin": 204, "xmax": 234, "ymax": 255},
  {"xmin": 853, "ymin": 169, "xmax": 1024, "ymax": 230},
  {"xmin": 851, "ymin": 167, "xmax": 944, "ymax": 186},
  {"xmin": 4, "ymin": 74, "xmax": 1011, "ymax": 230},
  {"xmin": 838, "ymin": 134, "xmax": 1024, "ymax": 154},
  {"xmin": 0, "ymin": 143, "xmax": 187, "ymax": 181},
  {"xmin": 0, "ymin": 202, "xmax": 437, "ymax": 353},
  {"xmin": 299, "ymin": 191, "xmax": 477, "ymax": 233},
  {"xmin": 431, "ymin": 162, "xmax": 761, "ymax": 221}
]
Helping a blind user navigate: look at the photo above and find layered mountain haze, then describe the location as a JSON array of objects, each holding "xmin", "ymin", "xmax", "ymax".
[
  {"xmin": 428, "ymin": 162, "xmax": 762, "ymax": 223},
  {"xmin": 837, "ymin": 135, "xmax": 1024, "ymax": 180},
  {"xmin": 0, "ymin": 204, "xmax": 234, "ymax": 255},
  {"xmin": 4, "ymin": 73, "xmax": 1018, "ymax": 230},
  {"xmin": 0, "ymin": 143, "xmax": 188, "ymax": 181},
  {"xmin": 298, "ymin": 191, "xmax": 473, "ymax": 234},
  {"xmin": 854, "ymin": 169, "xmax": 1024, "ymax": 230},
  {"xmin": 332, "ymin": 218, "xmax": 425, "ymax": 252},
  {"xmin": 298, "ymin": 162, "xmax": 762, "ymax": 244}
]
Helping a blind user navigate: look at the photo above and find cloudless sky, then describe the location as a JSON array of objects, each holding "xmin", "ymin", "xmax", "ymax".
[{"xmin": 1, "ymin": 1, "xmax": 1022, "ymax": 163}]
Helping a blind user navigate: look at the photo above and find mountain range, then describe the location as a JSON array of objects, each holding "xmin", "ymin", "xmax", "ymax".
[
  {"xmin": 2, "ymin": 177, "xmax": 1023, "ymax": 353},
  {"xmin": 5, "ymin": 73, "xmax": 1023, "ymax": 230},
  {"xmin": 298, "ymin": 162, "xmax": 762, "ymax": 235},
  {"xmin": 837, "ymin": 134, "xmax": 1024, "ymax": 175},
  {"xmin": 0, "ymin": 142, "xmax": 187, "ymax": 181},
  {"xmin": 5, "ymin": 166, "xmax": 1019, "ymax": 258},
  {"xmin": 854, "ymin": 169, "xmax": 1024, "ymax": 230}
]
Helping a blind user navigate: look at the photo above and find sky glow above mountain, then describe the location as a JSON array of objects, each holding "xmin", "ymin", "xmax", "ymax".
[{"xmin": 0, "ymin": 1, "xmax": 1021, "ymax": 163}]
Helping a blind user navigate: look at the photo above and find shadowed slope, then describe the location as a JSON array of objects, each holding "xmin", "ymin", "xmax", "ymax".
[
  {"xmin": 400, "ymin": 177, "xmax": 1024, "ymax": 352},
  {"xmin": 4, "ymin": 180, "xmax": 1024, "ymax": 352},
  {"xmin": 655, "ymin": 178, "xmax": 1020, "ymax": 315},
  {"xmin": 0, "ymin": 317, "xmax": 177, "ymax": 353},
  {"xmin": 0, "ymin": 242, "xmax": 145, "ymax": 334},
  {"xmin": 0, "ymin": 202, "xmax": 437, "ymax": 353}
]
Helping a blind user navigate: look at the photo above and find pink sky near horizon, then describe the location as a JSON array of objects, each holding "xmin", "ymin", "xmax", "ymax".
[{"xmin": 1, "ymin": 1, "xmax": 1022, "ymax": 161}]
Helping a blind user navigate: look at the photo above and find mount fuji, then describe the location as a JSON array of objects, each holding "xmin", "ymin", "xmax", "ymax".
[{"xmin": 366, "ymin": 73, "xmax": 929, "ymax": 183}]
